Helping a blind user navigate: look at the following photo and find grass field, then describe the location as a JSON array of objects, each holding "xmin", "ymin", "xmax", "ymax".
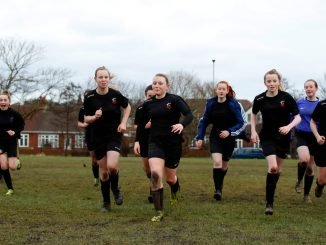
[{"xmin": 1, "ymin": 155, "xmax": 326, "ymax": 244}]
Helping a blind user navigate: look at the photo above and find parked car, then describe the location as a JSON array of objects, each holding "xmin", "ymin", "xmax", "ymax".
[{"xmin": 232, "ymin": 147, "xmax": 265, "ymax": 159}]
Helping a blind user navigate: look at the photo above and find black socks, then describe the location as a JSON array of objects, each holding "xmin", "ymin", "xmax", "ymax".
[
  {"xmin": 100, "ymin": 179, "xmax": 110, "ymax": 204},
  {"xmin": 213, "ymin": 168, "xmax": 228, "ymax": 192},
  {"xmin": 266, "ymin": 173, "xmax": 280, "ymax": 204},
  {"xmin": 2, "ymin": 169, "xmax": 13, "ymax": 190}
]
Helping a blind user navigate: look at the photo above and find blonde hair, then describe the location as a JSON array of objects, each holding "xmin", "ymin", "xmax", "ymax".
[
  {"xmin": 264, "ymin": 69, "xmax": 284, "ymax": 91},
  {"xmin": 94, "ymin": 66, "xmax": 113, "ymax": 79},
  {"xmin": 0, "ymin": 90, "xmax": 11, "ymax": 102}
]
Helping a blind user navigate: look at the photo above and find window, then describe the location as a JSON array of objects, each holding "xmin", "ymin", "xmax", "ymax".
[
  {"xmin": 38, "ymin": 134, "xmax": 59, "ymax": 148},
  {"xmin": 235, "ymin": 139, "xmax": 243, "ymax": 149},
  {"xmin": 64, "ymin": 136, "xmax": 72, "ymax": 150},
  {"xmin": 75, "ymin": 134, "xmax": 85, "ymax": 149},
  {"xmin": 19, "ymin": 134, "xmax": 29, "ymax": 147}
]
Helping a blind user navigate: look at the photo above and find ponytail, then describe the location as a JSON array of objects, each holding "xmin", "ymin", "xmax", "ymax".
[{"xmin": 217, "ymin": 81, "xmax": 235, "ymax": 98}]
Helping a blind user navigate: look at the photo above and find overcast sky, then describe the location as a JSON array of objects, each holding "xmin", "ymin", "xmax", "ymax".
[{"xmin": 1, "ymin": 0, "xmax": 325, "ymax": 99}]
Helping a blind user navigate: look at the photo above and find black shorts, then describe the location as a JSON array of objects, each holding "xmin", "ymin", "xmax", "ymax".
[
  {"xmin": 209, "ymin": 137, "xmax": 236, "ymax": 162},
  {"xmin": 295, "ymin": 131, "xmax": 317, "ymax": 156},
  {"xmin": 148, "ymin": 138, "xmax": 182, "ymax": 169},
  {"xmin": 139, "ymin": 139, "xmax": 149, "ymax": 158},
  {"xmin": 85, "ymin": 130, "xmax": 95, "ymax": 151},
  {"xmin": 260, "ymin": 136, "xmax": 290, "ymax": 159},
  {"xmin": 94, "ymin": 140, "xmax": 121, "ymax": 161},
  {"xmin": 314, "ymin": 144, "xmax": 326, "ymax": 167},
  {"xmin": 0, "ymin": 140, "xmax": 18, "ymax": 157}
]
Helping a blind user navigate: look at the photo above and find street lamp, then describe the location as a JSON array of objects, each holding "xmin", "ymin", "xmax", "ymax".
[{"xmin": 212, "ymin": 59, "xmax": 215, "ymax": 83}]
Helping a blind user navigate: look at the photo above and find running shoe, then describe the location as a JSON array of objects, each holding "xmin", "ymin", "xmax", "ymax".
[
  {"xmin": 295, "ymin": 181, "xmax": 302, "ymax": 193},
  {"xmin": 113, "ymin": 189, "xmax": 123, "ymax": 205},
  {"xmin": 151, "ymin": 211, "xmax": 164, "ymax": 222},
  {"xmin": 5, "ymin": 189, "xmax": 14, "ymax": 196},
  {"xmin": 303, "ymin": 195, "xmax": 312, "ymax": 204},
  {"xmin": 214, "ymin": 190, "xmax": 222, "ymax": 201},
  {"xmin": 170, "ymin": 189, "xmax": 180, "ymax": 205},
  {"xmin": 265, "ymin": 203, "xmax": 273, "ymax": 215},
  {"xmin": 100, "ymin": 202, "xmax": 111, "ymax": 212},
  {"xmin": 93, "ymin": 178, "xmax": 99, "ymax": 187}
]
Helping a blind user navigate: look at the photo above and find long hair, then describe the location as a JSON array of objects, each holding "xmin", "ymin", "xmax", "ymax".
[
  {"xmin": 264, "ymin": 69, "xmax": 284, "ymax": 91},
  {"xmin": 216, "ymin": 81, "xmax": 235, "ymax": 98}
]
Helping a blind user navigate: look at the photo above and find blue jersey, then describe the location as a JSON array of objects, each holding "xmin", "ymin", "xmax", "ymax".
[{"xmin": 295, "ymin": 97, "xmax": 319, "ymax": 132}]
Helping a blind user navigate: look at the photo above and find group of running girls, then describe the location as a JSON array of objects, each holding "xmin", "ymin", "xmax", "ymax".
[{"xmin": 2, "ymin": 66, "xmax": 325, "ymax": 221}]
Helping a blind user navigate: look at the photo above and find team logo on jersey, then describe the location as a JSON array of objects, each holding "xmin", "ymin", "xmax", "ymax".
[
  {"xmin": 280, "ymin": 100, "xmax": 285, "ymax": 108},
  {"xmin": 166, "ymin": 102, "xmax": 172, "ymax": 110},
  {"xmin": 112, "ymin": 97, "xmax": 117, "ymax": 104}
]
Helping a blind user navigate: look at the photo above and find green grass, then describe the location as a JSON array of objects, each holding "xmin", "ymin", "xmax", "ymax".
[{"xmin": 1, "ymin": 156, "xmax": 326, "ymax": 244}]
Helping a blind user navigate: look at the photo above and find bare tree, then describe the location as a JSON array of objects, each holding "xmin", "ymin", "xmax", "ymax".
[
  {"xmin": 282, "ymin": 77, "xmax": 304, "ymax": 100},
  {"xmin": 0, "ymin": 38, "xmax": 72, "ymax": 118},
  {"xmin": 168, "ymin": 70, "xmax": 202, "ymax": 99},
  {"xmin": 53, "ymin": 82, "xmax": 82, "ymax": 156}
]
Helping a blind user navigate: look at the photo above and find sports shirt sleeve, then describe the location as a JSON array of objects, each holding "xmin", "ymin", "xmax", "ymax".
[
  {"xmin": 135, "ymin": 101, "xmax": 150, "ymax": 142},
  {"xmin": 116, "ymin": 91, "xmax": 129, "ymax": 108},
  {"xmin": 252, "ymin": 96, "xmax": 260, "ymax": 115},
  {"xmin": 286, "ymin": 93, "xmax": 299, "ymax": 116},
  {"xmin": 227, "ymin": 100, "xmax": 245, "ymax": 136},
  {"xmin": 12, "ymin": 110, "xmax": 25, "ymax": 139},
  {"xmin": 196, "ymin": 100, "xmax": 211, "ymax": 140},
  {"xmin": 78, "ymin": 108, "xmax": 84, "ymax": 123},
  {"xmin": 175, "ymin": 96, "xmax": 193, "ymax": 128},
  {"xmin": 311, "ymin": 102, "xmax": 322, "ymax": 122}
]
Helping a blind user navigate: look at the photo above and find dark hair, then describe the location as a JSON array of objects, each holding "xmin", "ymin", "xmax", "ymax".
[
  {"xmin": 94, "ymin": 66, "xmax": 113, "ymax": 79},
  {"xmin": 216, "ymin": 81, "xmax": 235, "ymax": 98},
  {"xmin": 154, "ymin": 73, "xmax": 169, "ymax": 85},
  {"xmin": 144, "ymin": 84, "xmax": 153, "ymax": 95},
  {"xmin": 305, "ymin": 79, "xmax": 318, "ymax": 88}
]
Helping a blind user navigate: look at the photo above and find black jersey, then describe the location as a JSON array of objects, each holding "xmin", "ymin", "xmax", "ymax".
[
  {"xmin": 84, "ymin": 89, "xmax": 129, "ymax": 142},
  {"xmin": 208, "ymin": 100, "xmax": 237, "ymax": 138},
  {"xmin": 136, "ymin": 93, "xmax": 193, "ymax": 142},
  {"xmin": 134, "ymin": 103, "xmax": 150, "ymax": 142},
  {"xmin": 311, "ymin": 99, "xmax": 326, "ymax": 136},
  {"xmin": 0, "ymin": 108, "xmax": 25, "ymax": 141},
  {"xmin": 252, "ymin": 90, "xmax": 299, "ymax": 139}
]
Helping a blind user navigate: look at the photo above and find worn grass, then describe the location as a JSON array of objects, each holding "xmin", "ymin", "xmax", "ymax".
[{"xmin": 1, "ymin": 156, "xmax": 325, "ymax": 244}]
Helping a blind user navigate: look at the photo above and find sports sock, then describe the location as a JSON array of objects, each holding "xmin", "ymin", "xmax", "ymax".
[
  {"xmin": 152, "ymin": 188, "xmax": 163, "ymax": 211},
  {"xmin": 110, "ymin": 172, "xmax": 119, "ymax": 192},
  {"xmin": 169, "ymin": 177, "xmax": 180, "ymax": 193},
  {"xmin": 213, "ymin": 168, "xmax": 223, "ymax": 192},
  {"xmin": 304, "ymin": 175, "xmax": 314, "ymax": 195},
  {"xmin": 3, "ymin": 169, "xmax": 13, "ymax": 190},
  {"xmin": 266, "ymin": 173, "xmax": 280, "ymax": 204},
  {"xmin": 92, "ymin": 164, "xmax": 99, "ymax": 179},
  {"xmin": 297, "ymin": 162, "xmax": 307, "ymax": 182},
  {"xmin": 100, "ymin": 179, "xmax": 110, "ymax": 204}
]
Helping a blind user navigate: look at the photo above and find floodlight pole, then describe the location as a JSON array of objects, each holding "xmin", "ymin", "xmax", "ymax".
[{"xmin": 212, "ymin": 59, "xmax": 215, "ymax": 83}]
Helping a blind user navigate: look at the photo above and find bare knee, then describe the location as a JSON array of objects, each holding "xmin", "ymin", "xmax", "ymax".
[
  {"xmin": 108, "ymin": 167, "xmax": 118, "ymax": 175},
  {"xmin": 166, "ymin": 177, "xmax": 175, "ymax": 186},
  {"xmin": 151, "ymin": 171, "xmax": 160, "ymax": 189}
]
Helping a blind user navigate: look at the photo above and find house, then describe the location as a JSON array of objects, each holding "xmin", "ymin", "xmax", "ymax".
[{"xmin": 13, "ymin": 103, "xmax": 87, "ymax": 156}]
